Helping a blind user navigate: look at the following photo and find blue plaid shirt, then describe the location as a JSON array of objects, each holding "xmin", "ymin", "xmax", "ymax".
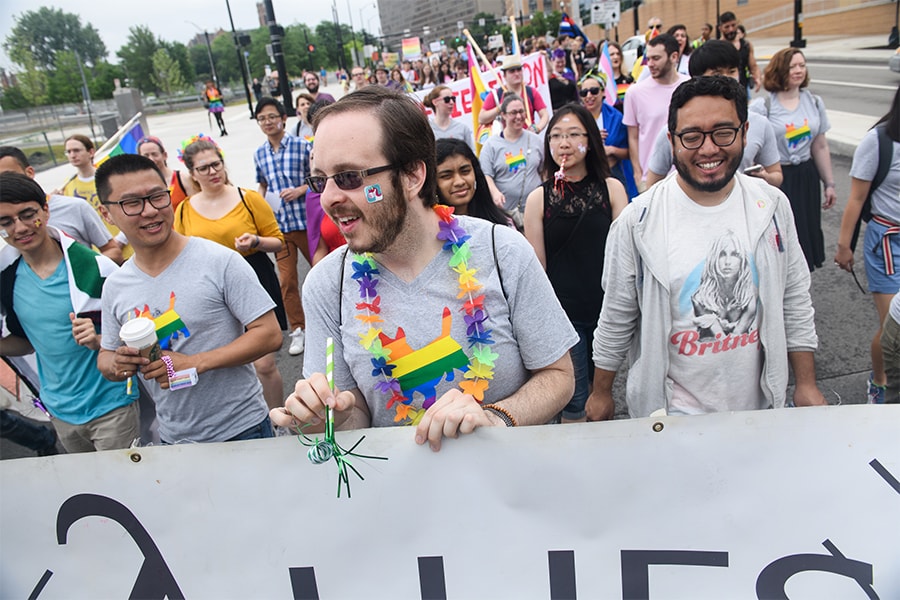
[{"xmin": 254, "ymin": 133, "xmax": 309, "ymax": 232}]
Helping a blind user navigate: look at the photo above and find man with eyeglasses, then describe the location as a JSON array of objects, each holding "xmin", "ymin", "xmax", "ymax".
[
  {"xmin": 270, "ymin": 87, "xmax": 578, "ymax": 452},
  {"xmin": 254, "ymin": 96, "xmax": 312, "ymax": 356},
  {"xmin": 95, "ymin": 154, "xmax": 283, "ymax": 444},
  {"xmin": 587, "ymin": 76, "xmax": 825, "ymax": 421},
  {"xmin": 645, "ymin": 17, "xmax": 663, "ymax": 41},
  {"xmin": 350, "ymin": 67, "xmax": 368, "ymax": 91},
  {"xmin": 477, "ymin": 54, "xmax": 549, "ymax": 134},
  {"xmin": 645, "ymin": 41, "xmax": 782, "ymax": 188},
  {"xmin": 0, "ymin": 172, "xmax": 140, "ymax": 453},
  {"xmin": 623, "ymin": 34, "xmax": 689, "ymax": 192}
]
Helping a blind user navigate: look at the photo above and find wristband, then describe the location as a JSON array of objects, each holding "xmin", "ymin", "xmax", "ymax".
[
  {"xmin": 251, "ymin": 234, "xmax": 260, "ymax": 249},
  {"xmin": 824, "ymin": 182, "xmax": 835, "ymax": 189},
  {"xmin": 160, "ymin": 355, "xmax": 198, "ymax": 391},
  {"xmin": 483, "ymin": 404, "xmax": 517, "ymax": 427}
]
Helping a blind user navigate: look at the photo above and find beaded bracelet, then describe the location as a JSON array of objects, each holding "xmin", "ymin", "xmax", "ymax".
[
  {"xmin": 483, "ymin": 404, "xmax": 517, "ymax": 427},
  {"xmin": 160, "ymin": 355, "xmax": 177, "ymax": 381}
]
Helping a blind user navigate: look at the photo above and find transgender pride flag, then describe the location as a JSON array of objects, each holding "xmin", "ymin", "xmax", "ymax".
[{"xmin": 598, "ymin": 42, "xmax": 618, "ymax": 107}]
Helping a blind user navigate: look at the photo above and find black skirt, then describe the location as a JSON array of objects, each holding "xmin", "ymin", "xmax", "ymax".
[
  {"xmin": 780, "ymin": 159, "xmax": 824, "ymax": 271},
  {"xmin": 244, "ymin": 250, "xmax": 288, "ymax": 331}
]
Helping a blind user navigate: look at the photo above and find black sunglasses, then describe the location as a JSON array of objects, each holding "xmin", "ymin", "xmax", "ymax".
[
  {"xmin": 306, "ymin": 165, "xmax": 395, "ymax": 194},
  {"xmin": 579, "ymin": 87, "xmax": 602, "ymax": 97},
  {"xmin": 441, "ymin": 96, "xmax": 456, "ymax": 104}
]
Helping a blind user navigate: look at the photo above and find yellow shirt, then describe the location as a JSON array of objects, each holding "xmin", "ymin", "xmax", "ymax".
[
  {"xmin": 174, "ymin": 188, "xmax": 284, "ymax": 256},
  {"xmin": 62, "ymin": 174, "xmax": 134, "ymax": 259}
]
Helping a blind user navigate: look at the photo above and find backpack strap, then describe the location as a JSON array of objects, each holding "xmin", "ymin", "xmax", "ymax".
[
  {"xmin": 491, "ymin": 224, "xmax": 508, "ymax": 303},
  {"xmin": 850, "ymin": 125, "xmax": 893, "ymax": 251},
  {"xmin": 337, "ymin": 246, "xmax": 351, "ymax": 328}
]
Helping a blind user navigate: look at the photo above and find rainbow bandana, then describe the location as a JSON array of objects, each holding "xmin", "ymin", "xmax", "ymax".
[{"xmin": 352, "ymin": 206, "xmax": 498, "ymax": 424}]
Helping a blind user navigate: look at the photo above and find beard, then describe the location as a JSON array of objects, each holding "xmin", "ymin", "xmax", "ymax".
[
  {"xmin": 306, "ymin": 82, "xmax": 319, "ymax": 93},
  {"xmin": 343, "ymin": 183, "xmax": 409, "ymax": 254},
  {"xmin": 673, "ymin": 149, "xmax": 744, "ymax": 194},
  {"xmin": 723, "ymin": 30, "xmax": 737, "ymax": 41}
]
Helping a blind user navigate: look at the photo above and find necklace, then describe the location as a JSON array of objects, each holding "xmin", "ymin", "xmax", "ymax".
[{"xmin": 352, "ymin": 205, "xmax": 498, "ymax": 425}]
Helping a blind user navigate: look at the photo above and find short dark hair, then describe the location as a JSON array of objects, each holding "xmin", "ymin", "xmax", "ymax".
[
  {"xmin": 688, "ymin": 40, "xmax": 740, "ymax": 77},
  {"xmin": 719, "ymin": 11, "xmax": 737, "ymax": 25},
  {"xmin": 668, "ymin": 76, "xmax": 748, "ymax": 133},
  {"xmin": 0, "ymin": 146, "xmax": 30, "ymax": 170},
  {"xmin": 65, "ymin": 134, "xmax": 94, "ymax": 151},
  {"xmin": 95, "ymin": 154, "xmax": 165, "ymax": 204},
  {"xmin": 0, "ymin": 171, "xmax": 46, "ymax": 206},
  {"xmin": 541, "ymin": 104, "xmax": 611, "ymax": 181},
  {"xmin": 647, "ymin": 33, "xmax": 679, "ymax": 57},
  {"xmin": 254, "ymin": 96, "xmax": 286, "ymax": 117},
  {"xmin": 304, "ymin": 72, "xmax": 320, "ymax": 82},
  {"xmin": 306, "ymin": 98, "xmax": 334, "ymax": 124},
  {"xmin": 312, "ymin": 86, "xmax": 437, "ymax": 207}
]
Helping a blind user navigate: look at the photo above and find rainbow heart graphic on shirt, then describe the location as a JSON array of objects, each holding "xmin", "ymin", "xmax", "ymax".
[{"xmin": 505, "ymin": 151, "xmax": 526, "ymax": 174}]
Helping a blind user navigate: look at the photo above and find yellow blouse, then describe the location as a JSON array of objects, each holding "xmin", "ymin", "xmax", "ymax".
[{"xmin": 174, "ymin": 188, "xmax": 284, "ymax": 256}]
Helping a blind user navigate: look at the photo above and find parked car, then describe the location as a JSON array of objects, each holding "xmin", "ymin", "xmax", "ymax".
[
  {"xmin": 890, "ymin": 48, "xmax": 900, "ymax": 73},
  {"xmin": 621, "ymin": 35, "xmax": 646, "ymax": 74}
]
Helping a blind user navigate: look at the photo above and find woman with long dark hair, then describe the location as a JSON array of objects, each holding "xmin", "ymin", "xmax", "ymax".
[
  {"xmin": 435, "ymin": 139, "xmax": 511, "ymax": 226},
  {"xmin": 667, "ymin": 24, "xmax": 692, "ymax": 75},
  {"xmin": 834, "ymin": 84, "xmax": 900, "ymax": 403},
  {"xmin": 523, "ymin": 104, "xmax": 627, "ymax": 422}
]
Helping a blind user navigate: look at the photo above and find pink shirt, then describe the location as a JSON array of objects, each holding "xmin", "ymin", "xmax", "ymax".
[{"xmin": 623, "ymin": 74, "xmax": 689, "ymax": 178}]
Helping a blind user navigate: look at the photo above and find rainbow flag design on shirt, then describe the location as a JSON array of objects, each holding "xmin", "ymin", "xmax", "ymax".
[
  {"xmin": 134, "ymin": 291, "xmax": 191, "ymax": 350},
  {"xmin": 785, "ymin": 119, "xmax": 812, "ymax": 149},
  {"xmin": 505, "ymin": 150, "xmax": 526, "ymax": 174},
  {"xmin": 379, "ymin": 308, "xmax": 470, "ymax": 421}
]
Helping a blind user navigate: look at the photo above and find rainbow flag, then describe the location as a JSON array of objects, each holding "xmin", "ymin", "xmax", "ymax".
[
  {"xmin": 467, "ymin": 43, "xmax": 491, "ymax": 156},
  {"xmin": 94, "ymin": 120, "xmax": 146, "ymax": 167},
  {"xmin": 401, "ymin": 37, "xmax": 422, "ymax": 60},
  {"xmin": 598, "ymin": 42, "xmax": 618, "ymax": 107}
]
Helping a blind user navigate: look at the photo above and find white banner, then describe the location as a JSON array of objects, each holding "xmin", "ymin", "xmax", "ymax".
[
  {"xmin": 1, "ymin": 405, "xmax": 899, "ymax": 598},
  {"xmin": 414, "ymin": 52, "xmax": 552, "ymax": 131}
]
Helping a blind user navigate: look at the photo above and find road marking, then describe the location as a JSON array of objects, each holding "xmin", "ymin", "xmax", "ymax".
[
  {"xmin": 758, "ymin": 61, "xmax": 889, "ymax": 71},
  {"xmin": 812, "ymin": 79, "xmax": 896, "ymax": 91}
]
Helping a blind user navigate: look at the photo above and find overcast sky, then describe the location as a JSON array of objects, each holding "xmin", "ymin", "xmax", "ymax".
[{"xmin": 2, "ymin": 0, "xmax": 382, "ymax": 70}]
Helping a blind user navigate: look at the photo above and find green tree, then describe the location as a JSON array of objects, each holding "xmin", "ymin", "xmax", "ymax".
[
  {"xmin": 88, "ymin": 61, "xmax": 126, "ymax": 100},
  {"xmin": 4, "ymin": 7, "xmax": 106, "ymax": 70},
  {"xmin": 47, "ymin": 50, "xmax": 83, "ymax": 104},
  {"xmin": 117, "ymin": 25, "xmax": 160, "ymax": 93},
  {"xmin": 162, "ymin": 41, "xmax": 196, "ymax": 86},
  {"xmin": 152, "ymin": 49, "xmax": 188, "ymax": 104},
  {"xmin": 0, "ymin": 85, "xmax": 30, "ymax": 110},
  {"xmin": 16, "ymin": 52, "xmax": 49, "ymax": 107}
]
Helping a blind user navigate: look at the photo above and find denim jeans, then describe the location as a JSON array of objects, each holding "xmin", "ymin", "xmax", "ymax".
[
  {"xmin": 161, "ymin": 415, "xmax": 274, "ymax": 445},
  {"xmin": 562, "ymin": 321, "xmax": 596, "ymax": 420},
  {"xmin": 1, "ymin": 410, "xmax": 57, "ymax": 455}
]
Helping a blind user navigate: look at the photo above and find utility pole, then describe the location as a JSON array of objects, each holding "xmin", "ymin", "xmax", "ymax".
[
  {"xmin": 263, "ymin": 0, "xmax": 294, "ymax": 115},
  {"xmin": 332, "ymin": 0, "xmax": 347, "ymax": 74},
  {"xmin": 790, "ymin": 0, "xmax": 807, "ymax": 48},
  {"xmin": 225, "ymin": 0, "xmax": 255, "ymax": 118}
]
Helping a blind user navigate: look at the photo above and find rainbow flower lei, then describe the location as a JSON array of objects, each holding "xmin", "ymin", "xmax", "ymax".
[{"xmin": 352, "ymin": 205, "xmax": 499, "ymax": 424}]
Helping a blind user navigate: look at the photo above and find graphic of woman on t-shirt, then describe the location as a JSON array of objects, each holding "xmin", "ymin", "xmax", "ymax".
[{"xmin": 691, "ymin": 230, "xmax": 757, "ymax": 340}]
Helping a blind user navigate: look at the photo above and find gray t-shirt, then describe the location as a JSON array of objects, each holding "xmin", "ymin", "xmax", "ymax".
[
  {"xmin": 430, "ymin": 118, "xmax": 475, "ymax": 152},
  {"xmin": 850, "ymin": 127, "xmax": 900, "ymax": 224},
  {"xmin": 48, "ymin": 194, "xmax": 113, "ymax": 249},
  {"xmin": 750, "ymin": 91, "xmax": 830, "ymax": 165},
  {"xmin": 647, "ymin": 112, "xmax": 780, "ymax": 176},
  {"xmin": 479, "ymin": 130, "xmax": 544, "ymax": 212},
  {"xmin": 101, "ymin": 237, "xmax": 274, "ymax": 443},
  {"xmin": 302, "ymin": 215, "xmax": 578, "ymax": 428}
]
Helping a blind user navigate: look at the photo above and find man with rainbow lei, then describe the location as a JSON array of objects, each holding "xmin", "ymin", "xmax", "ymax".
[{"xmin": 271, "ymin": 87, "xmax": 578, "ymax": 451}]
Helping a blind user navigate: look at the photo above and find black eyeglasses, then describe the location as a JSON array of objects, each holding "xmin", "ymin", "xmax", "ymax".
[
  {"xmin": 441, "ymin": 96, "xmax": 456, "ymax": 104},
  {"xmin": 0, "ymin": 207, "xmax": 41, "ymax": 228},
  {"xmin": 579, "ymin": 87, "xmax": 602, "ymax": 97},
  {"xmin": 673, "ymin": 125, "xmax": 743, "ymax": 150},
  {"xmin": 306, "ymin": 165, "xmax": 395, "ymax": 194},
  {"xmin": 193, "ymin": 160, "xmax": 225, "ymax": 175},
  {"xmin": 103, "ymin": 190, "xmax": 172, "ymax": 216}
]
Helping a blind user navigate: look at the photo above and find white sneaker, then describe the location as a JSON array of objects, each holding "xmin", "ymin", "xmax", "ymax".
[{"xmin": 288, "ymin": 327, "xmax": 305, "ymax": 356}]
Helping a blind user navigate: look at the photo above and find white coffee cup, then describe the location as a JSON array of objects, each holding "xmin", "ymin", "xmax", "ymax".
[{"xmin": 119, "ymin": 317, "xmax": 161, "ymax": 361}]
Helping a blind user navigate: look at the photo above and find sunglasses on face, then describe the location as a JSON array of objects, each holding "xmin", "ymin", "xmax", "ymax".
[
  {"xmin": 441, "ymin": 96, "xmax": 455, "ymax": 104},
  {"xmin": 306, "ymin": 164, "xmax": 395, "ymax": 194},
  {"xmin": 650, "ymin": 24, "xmax": 662, "ymax": 29},
  {"xmin": 579, "ymin": 87, "xmax": 603, "ymax": 97}
]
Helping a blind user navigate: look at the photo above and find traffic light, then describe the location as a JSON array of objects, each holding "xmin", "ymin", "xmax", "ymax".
[{"xmin": 308, "ymin": 44, "xmax": 316, "ymax": 53}]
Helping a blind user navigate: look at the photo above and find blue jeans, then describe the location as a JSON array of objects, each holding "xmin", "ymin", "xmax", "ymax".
[
  {"xmin": 161, "ymin": 416, "xmax": 274, "ymax": 445},
  {"xmin": 1, "ymin": 410, "xmax": 58, "ymax": 455},
  {"xmin": 562, "ymin": 321, "xmax": 595, "ymax": 420}
]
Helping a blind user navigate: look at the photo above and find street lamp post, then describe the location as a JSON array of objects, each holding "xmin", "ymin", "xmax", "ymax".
[
  {"xmin": 346, "ymin": 0, "xmax": 359, "ymax": 67},
  {"xmin": 262, "ymin": 0, "xmax": 294, "ymax": 115},
  {"xmin": 224, "ymin": 0, "xmax": 255, "ymax": 118},
  {"xmin": 332, "ymin": 0, "xmax": 347, "ymax": 73},
  {"xmin": 188, "ymin": 21, "xmax": 220, "ymax": 90},
  {"xmin": 790, "ymin": 0, "xmax": 807, "ymax": 48}
]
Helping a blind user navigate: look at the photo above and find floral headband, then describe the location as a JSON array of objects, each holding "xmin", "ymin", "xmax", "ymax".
[{"xmin": 176, "ymin": 133, "xmax": 223, "ymax": 163}]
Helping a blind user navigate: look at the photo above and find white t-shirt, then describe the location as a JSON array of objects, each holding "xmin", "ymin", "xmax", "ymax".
[{"xmin": 665, "ymin": 180, "xmax": 765, "ymax": 414}]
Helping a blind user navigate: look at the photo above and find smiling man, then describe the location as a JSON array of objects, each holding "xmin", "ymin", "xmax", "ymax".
[
  {"xmin": 95, "ymin": 154, "xmax": 282, "ymax": 444},
  {"xmin": 270, "ymin": 87, "xmax": 577, "ymax": 451},
  {"xmin": 587, "ymin": 76, "xmax": 825, "ymax": 420}
]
